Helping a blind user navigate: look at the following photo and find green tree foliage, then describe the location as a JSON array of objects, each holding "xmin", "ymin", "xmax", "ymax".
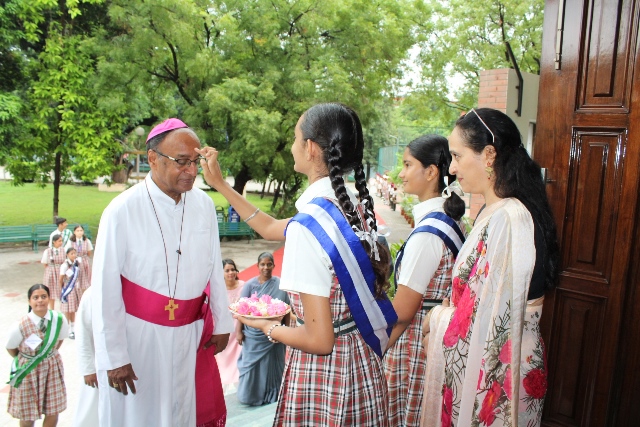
[
  {"xmin": 97, "ymin": 0, "xmax": 415, "ymax": 209},
  {"xmin": 0, "ymin": 0, "xmax": 129, "ymax": 219},
  {"xmin": 410, "ymin": 0, "xmax": 544, "ymax": 124}
]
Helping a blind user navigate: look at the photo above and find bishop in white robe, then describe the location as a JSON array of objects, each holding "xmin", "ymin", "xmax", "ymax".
[{"xmin": 92, "ymin": 122, "xmax": 233, "ymax": 427}]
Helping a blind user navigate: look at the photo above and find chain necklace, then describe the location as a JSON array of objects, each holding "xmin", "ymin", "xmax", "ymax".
[{"xmin": 145, "ymin": 180, "xmax": 186, "ymax": 320}]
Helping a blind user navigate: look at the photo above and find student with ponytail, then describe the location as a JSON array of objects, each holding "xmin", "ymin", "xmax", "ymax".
[
  {"xmin": 199, "ymin": 102, "xmax": 396, "ymax": 426},
  {"xmin": 421, "ymin": 108, "xmax": 559, "ymax": 427},
  {"xmin": 383, "ymin": 135, "xmax": 466, "ymax": 426}
]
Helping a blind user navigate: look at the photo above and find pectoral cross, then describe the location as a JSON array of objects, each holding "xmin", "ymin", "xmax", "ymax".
[{"xmin": 165, "ymin": 298, "xmax": 179, "ymax": 321}]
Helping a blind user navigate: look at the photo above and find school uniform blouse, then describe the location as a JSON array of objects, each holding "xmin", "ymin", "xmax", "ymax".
[
  {"xmin": 396, "ymin": 197, "xmax": 447, "ymax": 298},
  {"xmin": 65, "ymin": 238, "xmax": 94, "ymax": 253},
  {"xmin": 280, "ymin": 177, "xmax": 359, "ymax": 298},
  {"xmin": 6, "ymin": 310, "xmax": 69, "ymax": 349},
  {"xmin": 41, "ymin": 247, "xmax": 64, "ymax": 264}
]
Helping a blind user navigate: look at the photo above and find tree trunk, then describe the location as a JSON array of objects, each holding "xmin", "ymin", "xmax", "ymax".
[
  {"xmin": 260, "ymin": 180, "xmax": 267, "ymax": 198},
  {"xmin": 271, "ymin": 180, "xmax": 283, "ymax": 211},
  {"xmin": 232, "ymin": 165, "xmax": 251, "ymax": 195},
  {"xmin": 53, "ymin": 151, "xmax": 62, "ymax": 221}
]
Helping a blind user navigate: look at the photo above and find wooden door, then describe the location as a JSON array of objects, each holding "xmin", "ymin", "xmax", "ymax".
[{"xmin": 534, "ymin": 0, "xmax": 640, "ymax": 425}]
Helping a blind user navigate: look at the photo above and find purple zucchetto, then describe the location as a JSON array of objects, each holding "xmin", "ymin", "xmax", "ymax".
[{"xmin": 146, "ymin": 118, "xmax": 189, "ymax": 143}]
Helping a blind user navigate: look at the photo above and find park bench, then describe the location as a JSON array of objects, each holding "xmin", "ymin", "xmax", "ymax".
[
  {"xmin": 218, "ymin": 221, "xmax": 255, "ymax": 244},
  {"xmin": 0, "ymin": 225, "xmax": 34, "ymax": 246},
  {"xmin": 31, "ymin": 223, "xmax": 93, "ymax": 252},
  {"xmin": 32, "ymin": 224, "xmax": 57, "ymax": 251}
]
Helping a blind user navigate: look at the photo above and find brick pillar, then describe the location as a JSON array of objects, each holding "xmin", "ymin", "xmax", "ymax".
[
  {"xmin": 478, "ymin": 69, "xmax": 509, "ymax": 111},
  {"xmin": 466, "ymin": 69, "xmax": 510, "ymax": 219}
]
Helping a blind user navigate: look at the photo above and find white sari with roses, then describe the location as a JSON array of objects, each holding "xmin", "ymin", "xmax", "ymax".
[{"xmin": 421, "ymin": 198, "xmax": 547, "ymax": 427}]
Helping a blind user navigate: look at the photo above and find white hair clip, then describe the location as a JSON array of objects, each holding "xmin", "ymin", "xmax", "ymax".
[
  {"xmin": 354, "ymin": 199, "xmax": 381, "ymax": 261},
  {"xmin": 441, "ymin": 177, "xmax": 464, "ymax": 199}
]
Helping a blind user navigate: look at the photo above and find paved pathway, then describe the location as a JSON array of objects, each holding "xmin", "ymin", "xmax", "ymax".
[{"xmin": 0, "ymin": 183, "xmax": 412, "ymax": 426}]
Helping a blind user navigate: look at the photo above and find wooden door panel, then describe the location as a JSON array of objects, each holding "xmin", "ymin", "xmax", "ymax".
[
  {"xmin": 545, "ymin": 290, "xmax": 605, "ymax": 426},
  {"xmin": 562, "ymin": 129, "xmax": 625, "ymax": 284},
  {"xmin": 578, "ymin": 0, "xmax": 636, "ymax": 110}
]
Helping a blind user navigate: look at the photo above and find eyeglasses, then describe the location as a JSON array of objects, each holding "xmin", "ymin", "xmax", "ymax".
[
  {"xmin": 153, "ymin": 149, "xmax": 204, "ymax": 169},
  {"xmin": 469, "ymin": 108, "xmax": 495, "ymax": 145}
]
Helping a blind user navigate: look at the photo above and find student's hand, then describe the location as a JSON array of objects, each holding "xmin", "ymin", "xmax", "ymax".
[
  {"xmin": 108, "ymin": 363, "xmax": 138, "ymax": 395},
  {"xmin": 234, "ymin": 314, "xmax": 284, "ymax": 333},
  {"xmin": 196, "ymin": 147, "xmax": 226, "ymax": 189},
  {"xmin": 204, "ymin": 333, "xmax": 230, "ymax": 355},
  {"xmin": 236, "ymin": 330, "xmax": 244, "ymax": 346},
  {"xmin": 84, "ymin": 373, "xmax": 98, "ymax": 388}
]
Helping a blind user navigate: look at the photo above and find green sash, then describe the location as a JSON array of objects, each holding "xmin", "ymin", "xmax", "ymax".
[{"xmin": 8, "ymin": 310, "xmax": 63, "ymax": 388}]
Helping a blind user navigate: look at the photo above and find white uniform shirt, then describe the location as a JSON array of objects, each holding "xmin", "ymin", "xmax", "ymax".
[
  {"xmin": 60, "ymin": 258, "xmax": 81, "ymax": 277},
  {"xmin": 280, "ymin": 177, "xmax": 359, "ymax": 297},
  {"xmin": 65, "ymin": 238, "xmax": 94, "ymax": 253},
  {"xmin": 6, "ymin": 310, "xmax": 69, "ymax": 349},
  {"xmin": 396, "ymin": 197, "xmax": 446, "ymax": 295},
  {"xmin": 41, "ymin": 247, "xmax": 63, "ymax": 264}
]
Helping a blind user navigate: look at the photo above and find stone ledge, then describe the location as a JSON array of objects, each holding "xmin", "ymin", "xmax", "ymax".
[{"xmin": 98, "ymin": 183, "xmax": 127, "ymax": 192}]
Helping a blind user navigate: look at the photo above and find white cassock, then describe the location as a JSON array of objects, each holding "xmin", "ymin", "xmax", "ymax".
[
  {"xmin": 92, "ymin": 174, "xmax": 233, "ymax": 427},
  {"xmin": 73, "ymin": 286, "xmax": 99, "ymax": 427}
]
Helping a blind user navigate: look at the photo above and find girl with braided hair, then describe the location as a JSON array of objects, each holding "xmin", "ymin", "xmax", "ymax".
[
  {"xmin": 383, "ymin": 135, "xmax": 466, "ymax": 426},
  {"xmin": 199, "ymin": 102, "xmax": 397, "ymax": 426}
]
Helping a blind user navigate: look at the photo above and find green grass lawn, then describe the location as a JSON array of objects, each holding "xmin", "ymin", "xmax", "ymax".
[{"xmin": 0, "ymin": 180, "xmax": 275, "ymax": 238}]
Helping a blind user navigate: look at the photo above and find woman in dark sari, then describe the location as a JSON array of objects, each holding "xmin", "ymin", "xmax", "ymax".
[{"xmin": 236, "ymin": 252, "xmax": 290, "ymax": 406}]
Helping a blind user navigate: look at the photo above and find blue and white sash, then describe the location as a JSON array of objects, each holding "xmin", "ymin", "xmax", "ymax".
[
  {"xmin": 287, "ymin": 197, "xmax": 398, "ymax": 357},
  {"xmin": 60, "ymin": 261, "xmax": 79, "ymax": 303},
  {"xmin": 394, "ymin": 211, "xmax": 465, "ymax": 286}
]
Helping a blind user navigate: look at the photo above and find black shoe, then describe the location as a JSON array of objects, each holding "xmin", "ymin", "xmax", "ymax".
[{"xmin": 69, "ymin": 332, "xmax": 75, "ymax": 340}]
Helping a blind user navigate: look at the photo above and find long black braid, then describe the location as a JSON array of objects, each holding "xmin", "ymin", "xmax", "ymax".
[{"xmin": 300, "ymin": 103, "xmax": 391, "ymax": 298}]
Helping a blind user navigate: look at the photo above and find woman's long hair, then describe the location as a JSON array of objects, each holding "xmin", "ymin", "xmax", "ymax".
[
  {"xmin": 300, "ymin": 103, "xmax": 390, "ymax": 298},
  {"xmin": 455, "ymin": 108, "xmax": 559, "ymax": 290},
  {"xmin": 406, "ymin": 134, "xmax": 465, "ymax": 220}
]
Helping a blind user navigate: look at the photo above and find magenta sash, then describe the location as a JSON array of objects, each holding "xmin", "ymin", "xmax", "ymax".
[
  {"xmin": 120, "ymin": 275, "xmax": 205, "ymax": 327},
  {"xmin": 196, "ymin": 283, "xmax": 226, "ymax": 426},
  {"xmin": 120, "ymin": 276, "xmax": 226, "ymax": 425}
]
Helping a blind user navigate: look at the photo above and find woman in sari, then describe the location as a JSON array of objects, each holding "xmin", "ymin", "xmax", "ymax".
[
  {"xmin": 214, "ymin": 259, "xmax": 245, "ymax": 392},
  {"xmin": 198, "ymin": 102, "xmax": 396, "ymax": 426},
  {"xmin": 421, "ymin": 108, "xmax": 559, "ymax": 427},
  {"xmin": 236, "ymin": 252, "xmax": 289, "ymax": 406}
]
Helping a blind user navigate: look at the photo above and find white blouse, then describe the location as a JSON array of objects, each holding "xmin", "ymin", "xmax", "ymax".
[
  {"xmin": 280, "ymin": 177, "xmax": 360, "ymax": 298},
  {"xmin": 396, "ymin": 197, "xmax": 446, "ymax": 294},
  {"xmin": 6, "ymin": 310, "xmax": 69, "ymax": 349}
]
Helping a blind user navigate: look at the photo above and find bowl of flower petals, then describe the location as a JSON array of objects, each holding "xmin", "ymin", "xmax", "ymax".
[{"xmin": 229, "ymin": 294, "xmax": 291, "ymax": 319}]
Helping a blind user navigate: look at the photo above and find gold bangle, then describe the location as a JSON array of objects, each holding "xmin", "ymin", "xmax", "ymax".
[{"xmin": 244, "ymin": 208, "xmax": 260, "ymax": 223}]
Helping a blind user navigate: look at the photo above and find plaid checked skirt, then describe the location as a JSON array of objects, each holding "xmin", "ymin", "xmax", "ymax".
[
  {"xmin": 383, "ymin": 308, "xmax": 428, "ymax": 427},
  {"xmin": 274, "ymin": 284, "xmax": 389, "ymax": 427},
  {"xmin": 60, "ymin": 276, "xmax": 82, "ymax": 313},
  {"xmin": 384, "ymin": 242, "xmax": 455, "ymax": 426},
  {"xmin": 42, "ymin": 247, "xmax": 66, "ymax": 300},
  {"xmin": 76, "ymin": 256, "xmax": 91, "ymax": 292},
  {"xmin": 7, "ymin": 316, "xmax": 66, "ymax": 421}
]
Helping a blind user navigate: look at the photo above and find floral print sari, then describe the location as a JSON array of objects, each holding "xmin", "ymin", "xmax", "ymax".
[{"xmin": 421, "ymin": 198, "xmax": 547, "ymax": 427}]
